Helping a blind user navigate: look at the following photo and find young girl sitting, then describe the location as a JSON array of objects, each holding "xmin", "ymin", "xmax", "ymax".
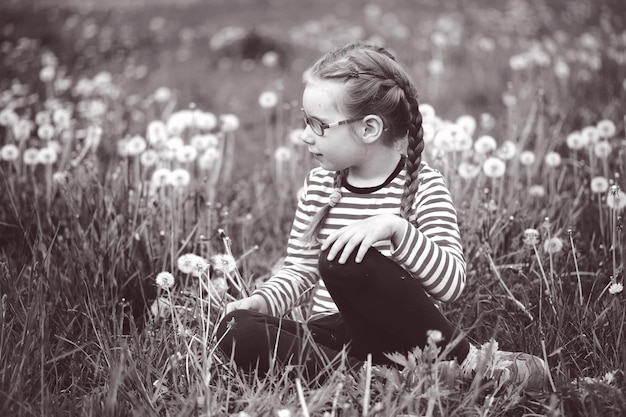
[{"xmin": 216, "ymin": 42, "xmax": 549, "ymax": 391}]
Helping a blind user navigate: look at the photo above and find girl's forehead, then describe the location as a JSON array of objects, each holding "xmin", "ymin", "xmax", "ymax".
[{"xmin": 302, "ymin": 80, "xmax": 345, "ymax": 113}]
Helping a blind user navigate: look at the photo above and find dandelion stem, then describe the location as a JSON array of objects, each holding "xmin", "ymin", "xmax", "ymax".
[
  {"xmin": 532, "ymin": 244, "xmax": 557, "ymax": 316},
  {"xmin": 295, "ymin": 378, "xmax": 310, "ymax": 417},
  {"xmin": 485, "ymin": 251, "xmax": 533, "ymax": 321},
  {"xmin": 568, "ymin": 232, "xmax": 584, "ymax": 305},
  {"xmin": 362, "ymin": 353, "xmax": 372, "ymax": 417}
]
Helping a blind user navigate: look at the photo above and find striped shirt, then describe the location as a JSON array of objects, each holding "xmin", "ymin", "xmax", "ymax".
[{"xmin": 253, "ymin": 160, "xmax": 466, "ymax": 319}]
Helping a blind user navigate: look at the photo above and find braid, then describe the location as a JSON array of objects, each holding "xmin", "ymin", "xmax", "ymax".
[
  {"xmin": 401, "ymin": 94, "xmax": 425, "ymax": 219},
  {"xmin": 300, "ymin": 169, "xmax": 346, "ymax": 244}
]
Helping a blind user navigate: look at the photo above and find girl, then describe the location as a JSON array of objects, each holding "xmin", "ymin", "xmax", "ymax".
[{"xmin": 216, "ymin": 42, "xmax": 548, "ymax": 391}]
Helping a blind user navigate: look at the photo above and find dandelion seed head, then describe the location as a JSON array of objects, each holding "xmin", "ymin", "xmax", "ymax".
[
  {"xmin": 190, "ymin": 133, "xmax": 218, "ymax": 151},
  {"xmin": 608, "ymin": 282, "xmax": 623, "ymax": 295},
  {"xmin": 23, "ymin": 147, "xmax": 40, "ymax": 165},
  {"xmin": 274, "ymin": 146, "xmax": 292, "ymax": 162},
  {"xmin": 544, "ymin": 151, "xmax": 562, "ymax": 168},
  {"xmin": 519, "ymin": 150, "xmax": 536, "ymax": 166},
  {"xmin": 153, "ymin": 86, "xmax": 173, "ymax": 103},
  {"xmin": 177, "ymin": 253, "xmax": 208, "ymax": 277},
  {"xmin": 198, "ymin": 147, "xmax": 221, "ymax": 170},
  {"xmin": 590, "ymin": 176, "xmax": 609, "ymax": 193},
  {"xmin": 543, "ymin": 236, "xmax": 564, "ymax": 254},
  {"xmin": 596, "ymin": 119, "xmax": 616, "ymax": 138},
  {"xmin": 139, "ymin": 149, "xmax": 159, "ymax": 167},
  {"xmin": 474, "ymin": 135, "xmax": 497, "ymax": 155},
  {"xmin": 151, "ymin": 167, "xmax": 173, "ymax": 187},
  {"xmin": 456, "ymin": 114, "xmax": 477, "ymax": 137},
  {"xmin": 127, "ymin": 135, "xmax": 147, "ymax": 157},
  {"xmin": 147, "ymin": 120, "xmax": 168, "ymax": 146},
  {"xmin": 220, "ymin": 114, "xmax": 240, "ymax": 132},
  {"xmin": 606, "ymin": 189, "xmax": 626, "ymax": 211},
  {"xmin": 155, "ymin": 271, "xmax": 175, "ymax": 290},
  {"xmin": 261, "ymin": 50, "xmax": 280, "ymax": 68},
  {"xmin": 426, "ymin": 329, "xmax": 444, "ymax": 345},
  {"xmin": 39, "ymin": 65, "xmax": 55, "ymax": 83},
  {"xmin": 37, "ymin": 123, "xmax": 55, "ymax": 141},
  {"xmin": 37, "ymin": 147, "xmax": 58, "ymax": 165},
  {"xmin": 496, "ymin": 140, "xmax": 516, "ymax": 160},
  {"xmin": 581, "ymin": 125, "xmax": 600, "ymax": 145},
  {"xmin": 212, "ymin": 254, "xmax": 237, "ymax": 274},
  {"xmin": 482, "ymin": 156, "xmax": 506, "ymax": 178},
  {"xmin": 288, "ymin": 128, "xmax": 305, "ymax": 145},
  {"xmin": 259, "ymin": 91, "xmax": 279, "ymax": 109},
  {"xmin": 593, "ymin": 141, "xmax": 612, "ymax": 159},
  {"xmin": 419, "ymin": 103, "xmax": 436, "ymax": 121},
  {"xmin": 175, "ymin": 144, "xmax": 198, "ymax": 163},
  {"xmin": 566, "ymin": 131, "xmax": 587, "ymax": 150},
  {"xmin": 523, "ymin": 228, "xmax": 540, "ymax": 246},
  {"xmin": 169, "ymin": 168, "xmax": 191, "ymax": 187},
  {"xmin": 458, "ymin": 161, "xmax": 480, "ymax": 180},
  {"xmin": 193, "ymin": 110, "xmax": 218, "ymax": 131},
  {"xmin": 0, "ymin": 143, "xmax": 19, "ymax": 161}
]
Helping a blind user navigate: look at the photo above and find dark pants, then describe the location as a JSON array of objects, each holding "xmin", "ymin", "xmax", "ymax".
[{"xmin": 216, "ymin": 247, "xmax": 469, "ymax": 377}]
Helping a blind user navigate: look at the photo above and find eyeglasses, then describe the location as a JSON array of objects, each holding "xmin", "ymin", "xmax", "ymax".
[{"xmin": 301, "ymin": 108, "xmax": 361, "ymax": 136}]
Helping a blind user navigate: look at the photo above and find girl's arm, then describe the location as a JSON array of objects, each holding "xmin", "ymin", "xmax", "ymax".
[
  {"xmin": 390, "ymin": 167, "xmax": 466, "ymax": 302},
  {"xmin": 250, "ymin": 173, "xmax": 322, "ymax": 317}
]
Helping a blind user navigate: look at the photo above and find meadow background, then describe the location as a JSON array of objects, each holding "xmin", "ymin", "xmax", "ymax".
[{"xmin": 1, "ymin": 0, "xmax": 625, "ymax": 415}]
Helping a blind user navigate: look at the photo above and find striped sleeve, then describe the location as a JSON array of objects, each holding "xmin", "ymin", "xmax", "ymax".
[
  {"xmin": 390, "ymin": 165, "xmax": 466, "ymax": 302},
  {"xmin": 251, "ymin": 170, "xmax": 324, "ymax": 316}
]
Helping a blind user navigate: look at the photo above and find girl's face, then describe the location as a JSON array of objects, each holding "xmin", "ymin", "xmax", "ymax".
[{"xmin": 301, "ymin": 80, "xmax": 367, "ymax": 172}]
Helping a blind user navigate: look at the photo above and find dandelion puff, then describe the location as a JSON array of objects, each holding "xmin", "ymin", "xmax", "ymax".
[
  {"xmin": 420, "ymin": 103, "xmax": 436, "ymax": 121},
  {"xmin": 596, "ymin": 119, "xmax": 616, "ymax": 138},
  {"xmin": 190, "ymin": 133, "xmax": 218, "ymax": 151},
  {"xmin": 117, "ymin": 139, "xmax": 130, "ymax": 157},
  {"xmin": 482, "ymin": 156, "xmax": 506, "ymax": 178},
  {"xmin": 566, "ymin": 131, "xmax": 587, "ymax": 150},
  {"xmin": 177, "ymin": 253, "xmax": 208, "ymax": 276},
  {"xmin": 426, "ymin": 329, "xmax": 444, "ymax": 345},
  {"xmin": 169, "ymin": 168, "xmax": 190, "ymax": 187},
  {"xmin": 274, "ymin": 146, "xmax": 292, "ymax": 162},
  {"xmin": 288, "ymin": 128, "xmax": 304, "ymax": 145},
  {"xmin": 126, "ymin": 135, "xmax": 147, "ymax": 157},
  {"xmin": 193, "ymin": 110, "xmax": 218, "ymax": 131},
  {"xmin": 590, "ymin": 176, "xmax": 609, "ymax": 193},
  {"xmin": 609, "ymin": 282, "xmax": 624, "ymax": 294},
  {"xmin": 580, "ymin": 125, "xmax": 600, "ymax": 145},
  {"xmin": 474, "ymin": 135, "xmax": 497, "ymax": 155},
  {"xmin": 37, "ymin": 147, "xmax": 58, "ymax": 165},
  {"xmin": 0, "ymin": 144, "xmax": 19, "ymax": 161},
  {"xmin": 0, "ymin": 108, "xmax": 19, "ymax": 127},
  {"xmin": 519, "ymin": 150, "xmax": 535, "ymax": 166},
  {"xmin": 37, "ymin": 123, "xmax": 55, "ymax": 141},
  {"xmin": 147, "ymin": 120, "xmax": 168, "ymax": 146},
  {"xmin": 175, "ymin": 144, "xmax": 198, "ymax": 163},
  {"xmin": 528, "ymin": 184, "xmax": 545, "ymax": 197},
  {"xmin": 212, "ymin": 254, "xmax": 237, "ymax": 274},
  {"xmin": 220, "ymin": 114, "xmax": 240, "ymax": 132},
  {"xmin": 156, "ymin": 271, "xmax": 175, "ymax": 290},
  {"xmin": 153, "ymin": 86, "xmax": 173, "ymax": 103},
  {"xmin": 496, "ymin": 140, "xmax": 516, "ymax": 160},
  {"xmin": 523, "ymin": 228, "xmax": 540, "ymax": 246},
  {"xmin": 432, "ymin": 126, "xmax": 454, "ymax": 152},
  {"xmin": 39, "ymin": 65, "xmax": 55, "ymax": 82},
  {"xmin": 606, "ymin": 189, "xmax": 626, "ymax": 211},
  {"xmin": 23, "ymin": 148, "xmax": 40, "ymax": 166},
  {"xmin": 166, "ymin": 136, "xmax": 184, "ymax": 151},
  {"xmin": 544, "ymin": 151, "xmax": 562, "ymax": 168},
  {"xmin": 258, "ymin": 91, "xmax": 279, "ymax": 109},
  {"xmin": 139, "ymin": 149, "xmax": 159, "ymax": 167},
  {"xmin": 261, "ymin": 50, "xmax": 280, "ymax": 68},
  {"xmin": 458, "ymin": 161, "xmax": 480, "ymax": 179},
  {"xmin": 198, "ymin": 148, "xmax": 221, "ymax": 170},
  {"xmin": 593, "ymin": 141, "xmax": 612, "ymax": 159},
  {"xmin": 543, "ymin": 236, "xmax": 564, "ymax": 254},
  {"xmin": 456, "ymin": 114, "xmax": 477, "ymax": 137},
  {"xmin": 422, "ymin": 123, "xmax": 435, "ymax": 143},
  {"xmin": 167, "ymin": 110, "xmax": 193, "ymax": 136},
  {"xmin": 151, "ymin": 168, "xmax": 173, "ymax": 187}
]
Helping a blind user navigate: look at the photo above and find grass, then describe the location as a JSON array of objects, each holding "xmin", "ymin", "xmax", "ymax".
[{"xmin": 1, "ymin": 0, "xmax": 626, "ymax": 415}]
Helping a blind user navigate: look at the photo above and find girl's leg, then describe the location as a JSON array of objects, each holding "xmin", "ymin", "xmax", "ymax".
[
  {"xmin": 318, "ymin": 246, "xmax": 470, "ymax": 364},
  {"xmin": 216, "ymin": 310, "xmax": 354, "ymax": 377}
]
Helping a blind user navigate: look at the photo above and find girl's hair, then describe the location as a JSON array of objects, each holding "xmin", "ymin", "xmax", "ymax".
[{"xmin": 301, "ymin": 42, "xmax": 425, "ymax": 243}]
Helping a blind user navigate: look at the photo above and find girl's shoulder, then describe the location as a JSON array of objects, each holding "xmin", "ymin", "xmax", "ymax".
[
  {"xmin": 416, "ymin": 160, "xmax": 446, "ymax": 183},
  {"xmin": 306, "ymin": 166, "xmax": 336, "ymax": 187}
]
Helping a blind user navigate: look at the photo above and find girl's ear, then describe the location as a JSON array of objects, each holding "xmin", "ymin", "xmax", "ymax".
[{"xmin": 360, "ymin": 114, "xmax": 385, "ymax": 144}]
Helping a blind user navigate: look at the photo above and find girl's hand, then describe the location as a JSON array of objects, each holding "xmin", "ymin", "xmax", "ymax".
[
  {"xmin": 321, "ymin": 214, "xmax": 407, "ymax": 264},
  {"xmin": 225, "ymin": 294, "xmax": 269, "ymax": 315}
]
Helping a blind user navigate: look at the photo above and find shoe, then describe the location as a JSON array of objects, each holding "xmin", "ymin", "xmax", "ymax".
[{"xmin": 460, "ymin": 340, "xmax": 550, "ymax": 391}]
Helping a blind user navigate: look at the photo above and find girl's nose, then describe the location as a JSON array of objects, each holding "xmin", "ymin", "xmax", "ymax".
[{"xmin": 301, "ymin": 125, "xmax": 315, "ymax": 145}]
